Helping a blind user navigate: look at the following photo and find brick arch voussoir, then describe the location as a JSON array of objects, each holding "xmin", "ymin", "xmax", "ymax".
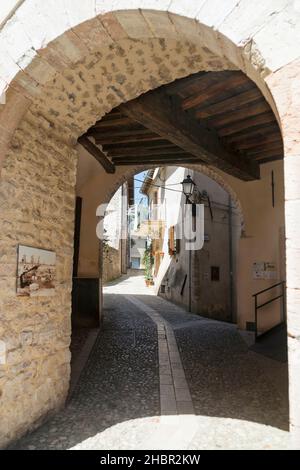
[{"xmin": 0, "ymin": 9, "xmax": 282, "ymax": 175}]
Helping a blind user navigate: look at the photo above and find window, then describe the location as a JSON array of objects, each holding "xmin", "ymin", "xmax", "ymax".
[
  {"xmin": 168, "ymin": 226, "xmax": 176, "ymax": 256},
  {"xmin": 211, "ymin": 266, "xmax": 220, "ymax": 281},
  {"xmin": 131, "ymin": 257, "xmax": 140, "ymax": 269},
  {"xmin": 152, "ymin": 191, "xmax": 158, "ymax": 219}
]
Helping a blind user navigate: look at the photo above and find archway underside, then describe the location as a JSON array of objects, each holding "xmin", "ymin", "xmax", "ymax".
[{"xmin": 80, "ymin": 70, "xmax": 283, "ymax": 182}]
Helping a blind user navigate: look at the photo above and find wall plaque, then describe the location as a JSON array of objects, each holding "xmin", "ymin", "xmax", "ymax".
[
  {"xmin": 17, "ymin": 245, "xmax": 56, "ymax": 297},
  {"xmin": 253, "ymin": 261, "xmax": 277, "ymax": 280}
]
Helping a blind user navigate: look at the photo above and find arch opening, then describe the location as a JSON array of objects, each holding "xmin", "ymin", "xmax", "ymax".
[{"xmin": 0, "ymin": 5, "xmax": 297, "ymax": 449}]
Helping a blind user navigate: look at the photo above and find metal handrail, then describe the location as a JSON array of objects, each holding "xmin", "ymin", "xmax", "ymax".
[
  {"xmin": 252, "ymin": 281, "xmax": 286, "ymax": 341},
  {"xmin": 252, "ymin": 281, "xmax": 284, "ymax": 297}
]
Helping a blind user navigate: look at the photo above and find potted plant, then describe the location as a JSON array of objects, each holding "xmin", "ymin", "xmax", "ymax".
[{"xmin": 145, "ymin": 273, "xmax": 154, "ymax": 286}]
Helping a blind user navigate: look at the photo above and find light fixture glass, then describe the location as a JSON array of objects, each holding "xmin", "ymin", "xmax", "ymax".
[{"xmin": 181, "ymin": 175, "xmax": 195, "ymax": 198}]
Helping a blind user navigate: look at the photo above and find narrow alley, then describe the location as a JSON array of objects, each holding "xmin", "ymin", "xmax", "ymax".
[{"xmin": 11, "ymin": 272, "xmax": 289, "ymax": 450}]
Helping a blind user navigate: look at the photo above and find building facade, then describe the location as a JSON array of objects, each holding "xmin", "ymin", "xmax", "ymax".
[
  {"xmin": 141, "ymin": 167, "xmax": 242, "ymax": 322},
  {"xmin": 102, "ymin": 184, "xmax": 128, "ymax": 283},
  {"xmin": 128, "ymin": 197, "xmax": 148, "ymax": 270}
]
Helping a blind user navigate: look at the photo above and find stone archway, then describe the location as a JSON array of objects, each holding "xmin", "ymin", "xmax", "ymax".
[{"xmin": 0, "ymin": 4, "xmax": 299, "ymax": 447}]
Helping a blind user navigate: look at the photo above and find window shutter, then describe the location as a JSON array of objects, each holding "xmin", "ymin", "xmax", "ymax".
[{"xmin": 168, "ymin": 226, "xmax": 176, "ymax": 256}]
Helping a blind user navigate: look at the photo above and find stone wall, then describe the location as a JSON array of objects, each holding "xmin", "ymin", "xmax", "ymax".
[
  {"xmin": 267, "ymin": 58, "xmax": 300, "ymax": 445},
  {"xmin": 102, "ymin": 244, "xmax": 122, "ymax": 283},
  {"xmin": 0, "ymin": 110, "xmax": 77, "ymax": 447}
]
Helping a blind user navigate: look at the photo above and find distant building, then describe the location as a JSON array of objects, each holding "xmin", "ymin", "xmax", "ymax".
[
  {"xmin": 102, "ymin": 183, "xmax": 129, "ymax": 282},
  {"xmin": 128, "ymin": 195, "xmax": 149, "ymax": 270}
]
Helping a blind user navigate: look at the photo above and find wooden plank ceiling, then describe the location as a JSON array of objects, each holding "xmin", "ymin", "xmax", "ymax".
[{"xmin": 80, "ymin": 71, "xmax": 283, "ymax": 181}]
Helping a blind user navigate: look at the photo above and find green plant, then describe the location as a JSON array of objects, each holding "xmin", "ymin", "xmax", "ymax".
[
  {"xmin": 102, "ymin": 229, "xmax": 113, "ymax": 262},
  {"xmin": 142, "ymin": 245, "xmax": 154, "ymax": 281}
]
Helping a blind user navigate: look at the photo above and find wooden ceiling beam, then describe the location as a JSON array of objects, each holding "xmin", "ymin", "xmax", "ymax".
[
  {"xmin": 95, "ymin": 133, "xmax": 161, "ymax": 145},
  {"xmin": 93, "ymin": 116, "xmax": 134, "ymax": 128},
  {"xmin": 232, "ymin": 133, "xmax": 282, "ymax": 151},
  {"xmin": 182, "ymin": 73, "xmax": 251, "ymax": 110},
  {"xmin": 86, "ymin": 71, "xmax": 282, "ymax": 168},
  {"xmin": 107, "ymin": 146, "xmax": 183, "ymax": 158},
  {"xmin": 95, "ymin": 133, "xmax": 163, "ymax": 145},
  {"xmin": 208, "ymin": 100, "xmax": 270, "ymax": 128},
  {"xmin": 103, "ymin": 139, "xmax": 174, "ymax": 151},
  {"xmin": 78, "ymin": 135, "xmax": 115, "ymax": 174},
  {"xmin": 113, "ymin": 157, "xmax": 199, "ymax": 166},
  {"xmin": 112, "ymin": 152, "xmax": 193, "ymax": 161},
  {"xmin": 164, "ymin": 71, "xmax": 208, "ymax": 95},
  {"xmin": 194, "ymin": 89, "xmax": 262, "ymax": 119},
  {"xmin": 119, "ymin": 89, "xmax": 259, "ymax": 181},
  {"xmin": 247, "ymin": 142, "xmax": 283, "ymax": 156},
  {"xmin": 166, "ymin": 71, "xmax": 243, "ymax": 99},
  {"xmin": 223, "ymin": 124, "xmax": 278, "ymax": 145},
  {"xmin": 87, "ymin": 124, "xmax": 145, "ymax": 138},
  {"xmin": 256, "ymin": 155, "xmax": 283, "ymax": 164},
  {"xmin": 251, "ymin": 147, "xmax": 284, "ymax": 159},
  {"xmin": 218, "ymin": 112, "xmax": 276, "ymax": 137}
]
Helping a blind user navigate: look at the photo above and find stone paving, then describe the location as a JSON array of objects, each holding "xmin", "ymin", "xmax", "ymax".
[
  {"xmin": 69, "ymin": 328, "xmax": 99, "ymax": 398},
  {"xmin": 10, "ymin": 291, "xmax": 159, "ymax": 450},
  {"xmin": 138, "ymin": 294, "xmax": 289, "ymax": 432},
  {"xmin": 10, "ymin": 272, "xmax": 292, "ymax": 450},
  {"xmin": 70, "ymin": 328, "xmax": 90, "ymax": 363}
]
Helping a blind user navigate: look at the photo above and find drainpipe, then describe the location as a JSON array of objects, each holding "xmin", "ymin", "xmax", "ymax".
[
  {"xmin": 186, "ymin": 194, "xmax": 195, "ymax": 313},
  {"xmin": 188, "ymin": 241, "xmax": 192, "ymax": 313},
  {"xmin": 228, "ymin": 195, "xmax": 234, "ymax": 322},
  {"xmin": 121, "ymin": 183, "xmax": 127, "ymax": 274},
  {"xmin": 182, "ymin": 193, "xmax": 191, "ymax": 312}
]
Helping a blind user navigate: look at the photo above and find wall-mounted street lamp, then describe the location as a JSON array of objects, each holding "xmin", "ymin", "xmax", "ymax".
[
  {"xmin": 181, "ymin": 174, "xmax": 213, "ymax": 220},
  {"xmin": 180, "ymin": 173, "xmax": 214, "ymax": 315},
  {"xmin": 180, "ymin": 174, "xmax": 196, "ymax": 314},
  {"xmin": 181, "ymin": 175, "xmax": 196, "ymax": 203}
]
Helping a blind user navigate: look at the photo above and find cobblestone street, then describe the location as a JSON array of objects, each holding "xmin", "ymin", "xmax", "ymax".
[{"xmin": 11, "ymin": 273, "xmax": 290, "ymax": 450}]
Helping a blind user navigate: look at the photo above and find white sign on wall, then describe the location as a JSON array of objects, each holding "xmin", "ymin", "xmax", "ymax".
[{"xmin": 253, "ymin": 262, "xmax": 277, "ymax": 280}]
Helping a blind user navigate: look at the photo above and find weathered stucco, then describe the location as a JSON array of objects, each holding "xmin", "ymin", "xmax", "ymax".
[{"xmin": 0, "ymin": 2, "xmax": 299, "ymax": 448}]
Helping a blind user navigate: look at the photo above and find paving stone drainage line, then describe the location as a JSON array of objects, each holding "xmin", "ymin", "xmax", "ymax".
[
  {"xmin": 124, "ymin": 295, "xmax": 199, "ymax": 449},
  {"xmin": 68, "ymin": 329, "xmax": 99, "ymax": 399}
]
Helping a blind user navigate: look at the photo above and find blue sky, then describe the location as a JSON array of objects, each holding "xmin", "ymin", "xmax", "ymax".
[{"xmin": 134, "ymin": 170, "xmax": 148, "ymax": 204}]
